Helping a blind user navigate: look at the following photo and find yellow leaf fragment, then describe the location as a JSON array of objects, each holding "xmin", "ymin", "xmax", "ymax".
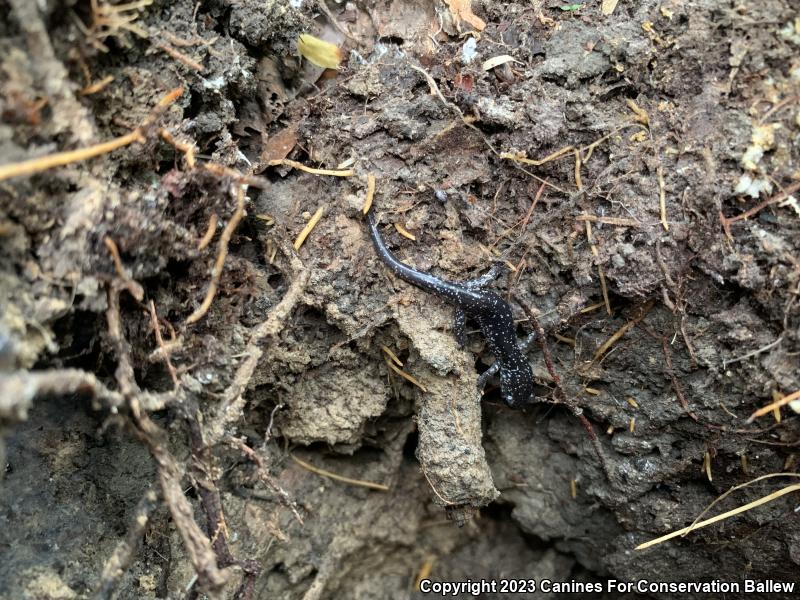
[
  {"xmin": 445, "ymin": 0, "xmax": 486, "ymax": 32},
  {"xmin": 601, "ymin": 0, "xmax": 619, "ymax": 15},
  {"xmin": 297, "ymin": 34, "xmax": 342, "ymax": 70}
]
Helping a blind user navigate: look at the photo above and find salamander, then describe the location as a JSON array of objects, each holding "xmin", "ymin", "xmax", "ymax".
[{"xmin": 366, "ymin": 207, "xmax": 534, "ymax": 407}]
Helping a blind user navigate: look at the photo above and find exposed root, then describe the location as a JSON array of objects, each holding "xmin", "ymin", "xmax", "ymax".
[
  {"xmin": 513, "ymin": 295, "xmax": 613, "ymax": 482},
  {"xmin": 0, "ymin": 87, "xmax": 183, "ymax": 182},
  {"xmin": 103, "ymin": 257, "xmax": 231, "ymax": 596},
  {"xmin": 96, "ymin": 488, "xmax": 161, "ymax": 600},
  {"xmin": 232, "ymin": 439, "xmax": 304, "ymax": 526},
  {"xmin": 185, "ymin": 184, "xmax": 246, "ymax": 325},
  {"xmin": 78, "ymin": 0, "xmax": 153, "ymax": 53},
  {"xmin": 149, "ymin": 300, "xmax": 178, "ymax": 387},
  {"xmin": 206, "ymin": 241, "xmax": 309, "ymax": 445},
  {"xmin": 0, "ymin": 369, "xmax": 125, "ymax": 417}
]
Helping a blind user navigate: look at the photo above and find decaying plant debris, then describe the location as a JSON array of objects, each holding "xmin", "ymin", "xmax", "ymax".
[{"xmin": 1, "ymin": 0, "xmax": 799, "ymax": 598}]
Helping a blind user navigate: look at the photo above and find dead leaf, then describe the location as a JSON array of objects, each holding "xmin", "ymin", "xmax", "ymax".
[
  {"xmin": 454, "ymin": 73, "xmax": 474, "ymax": 92},
  {"xmin": 261, "ymin": 125, "xmax": 298, "ymax": 163},
  {"xmin": 481, "ymin": 55, "xmax": 520, "ymax": 71},
  {"xmin": 445, "ymin": 0, "xmax": 485, "ymax": 32}
]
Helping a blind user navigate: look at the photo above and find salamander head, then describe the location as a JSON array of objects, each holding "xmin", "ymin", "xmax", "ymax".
[{"xmin": 499, "ymin": 359, "xmax": 535, "ymax": 408}]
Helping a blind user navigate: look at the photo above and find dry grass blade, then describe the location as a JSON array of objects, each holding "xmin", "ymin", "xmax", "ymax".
[
  {"xmin": 380, "ymin": 345, "xmax": 403, "ymax": 367},
  {"xmin": 592, "ymin": 300, "xmax": 655, "ymax": 362},
  {"xmin": 293, "ymin": 206, "xmax": 324, "ymax": 251},
  {"xmin": 268, "ymin": 158, "xmax": 354, "ymax": 177},
  {"xmin": 394, "ymin": 222, "xmax": 416, "ymax": 241},
  {"xmin": 291, "ymin": 454, "xmax": 389, "ymax": 491},
  {"xmin": 385, "ymin": 358, "xmax": 428, "ymax": 392},
  {"xmin": 636, "ymin": 478, "xmax": 800, "ymax": 550},
  {"xmin": 362, "ymin": 174, "xmax": 376, "ymax": 214},
  {"xmin": 747, "ymin": 389, "xmax": 800, "ymax": 423}
]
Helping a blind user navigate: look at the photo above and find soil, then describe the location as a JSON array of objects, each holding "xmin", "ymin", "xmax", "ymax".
[{"xmin": 1, "ymin": 1, "xmax": 799, "ymax": 599}]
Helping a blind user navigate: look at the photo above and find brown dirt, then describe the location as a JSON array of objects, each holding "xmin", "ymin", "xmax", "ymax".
[{"xmin": 1, "ymin": 1, "xmax": 799, "ymax": 598}]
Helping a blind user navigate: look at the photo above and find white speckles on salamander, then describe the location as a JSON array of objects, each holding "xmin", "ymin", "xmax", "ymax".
[{"xmin": 366, "ymin": 208, "xmax": 534, "ymax": 407}]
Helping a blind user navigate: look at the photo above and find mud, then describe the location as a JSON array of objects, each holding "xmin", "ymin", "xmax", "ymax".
[{"xmin": 1, "ymin": 0, "xmax": 799, "ymax": 598}]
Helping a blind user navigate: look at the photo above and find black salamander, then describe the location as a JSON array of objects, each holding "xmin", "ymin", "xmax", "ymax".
[{"xmin": 366, "ymin": 207, "xmax": 534, "ymax": 407}]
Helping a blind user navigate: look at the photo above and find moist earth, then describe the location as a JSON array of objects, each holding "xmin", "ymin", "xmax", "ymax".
[{"xmin": 1, "ymin": 1, "xmax": 799, "ymax": 599}]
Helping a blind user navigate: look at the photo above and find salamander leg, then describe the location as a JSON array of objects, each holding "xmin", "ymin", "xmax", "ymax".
[
  {"xmin": 454, "ymin": 307, "xmax": 467, "ymax": 348},
  {"xmin": 476, "ymin": 331, "xmax": 536, "ymax": 391},
  {"xmin": 463, "ymin": 261, "xmax": 506, "ymax": 290}
]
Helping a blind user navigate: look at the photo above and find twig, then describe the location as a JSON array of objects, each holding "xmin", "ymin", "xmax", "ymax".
[
  {"xmin": 264, "ymin": 403, "xmax": 284, "ymax": 442},
  {"xmin": 0, "ymin": 130, "xmax": 143, "ymax": 181},
  {"xmin": 720, "ymin": 181, "xmax": 800, "ymax": 238},
  {"xmin": 79, "ymin": 75, "xmax": 115, "ymax": 96},
  {"xmin": 585, "ymin": 220, "xmax": 611, "ymax": 316},
  {"xmin": 106, "ymin": 279, "xmax": 144, "ymax": 397},
  {"xmin": 685, "ymin": 472, "xmax": 800, "ymax": 536},
  {"xmin": 160, "ymin": 129, "xmax": 197, "ymax": 168},
  {"xmin": 639, "ymin": 323, "xmax": 699, "ymax": 421},
  {"xmin": 290, "ymin": 454, "xmax": 389, "ymax": 491},
  {"xmin": 105, "ymin": 275, "xmax": 230, "ymax": 595},
  {"xmin": 153, "ymin": 42, "xmax": 204, "ymax": 71},
  {"xmin": 0, "ymin": 369, "xmax": 125, "ymax": 417},
  {"xmin": 576, "ymin": 215, "xmax": 643, "ymax": 227},
  {"xmin": 592, "ymin": 300, "xmax": 655, "ymax": 363},
  {"xmin": 131, "ymin": 402, "xmax": 231, "ymax": 594},
  {"xmin": 393, "ymin": 222, "xmax": 416, "ymax": 241},
  {"xmin": 362, "ymin": 174, "xmax": 376, "ymax": 214},
  {"xmin": 385, "ymin": 358, "xmax": 427, "ymax": 392},
  {"xmin": 104, "ymin": 236, "xmax": 129, "ymax": 280},
  {"xmin": 657, "ymin": 164, "xmax": 668, "ymax": 231},
  {"xmin": 722, "ymin": 336, "xmax": 783, "ymax": 369},
  {"xmin": 186, "ymin": 413, "xmax": 236, "ymax": 569}
]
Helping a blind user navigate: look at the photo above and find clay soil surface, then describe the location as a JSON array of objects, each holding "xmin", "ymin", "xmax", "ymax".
[{"xmin": 1, "ymin": 1, "xmax": 799, "ymax": 599}]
